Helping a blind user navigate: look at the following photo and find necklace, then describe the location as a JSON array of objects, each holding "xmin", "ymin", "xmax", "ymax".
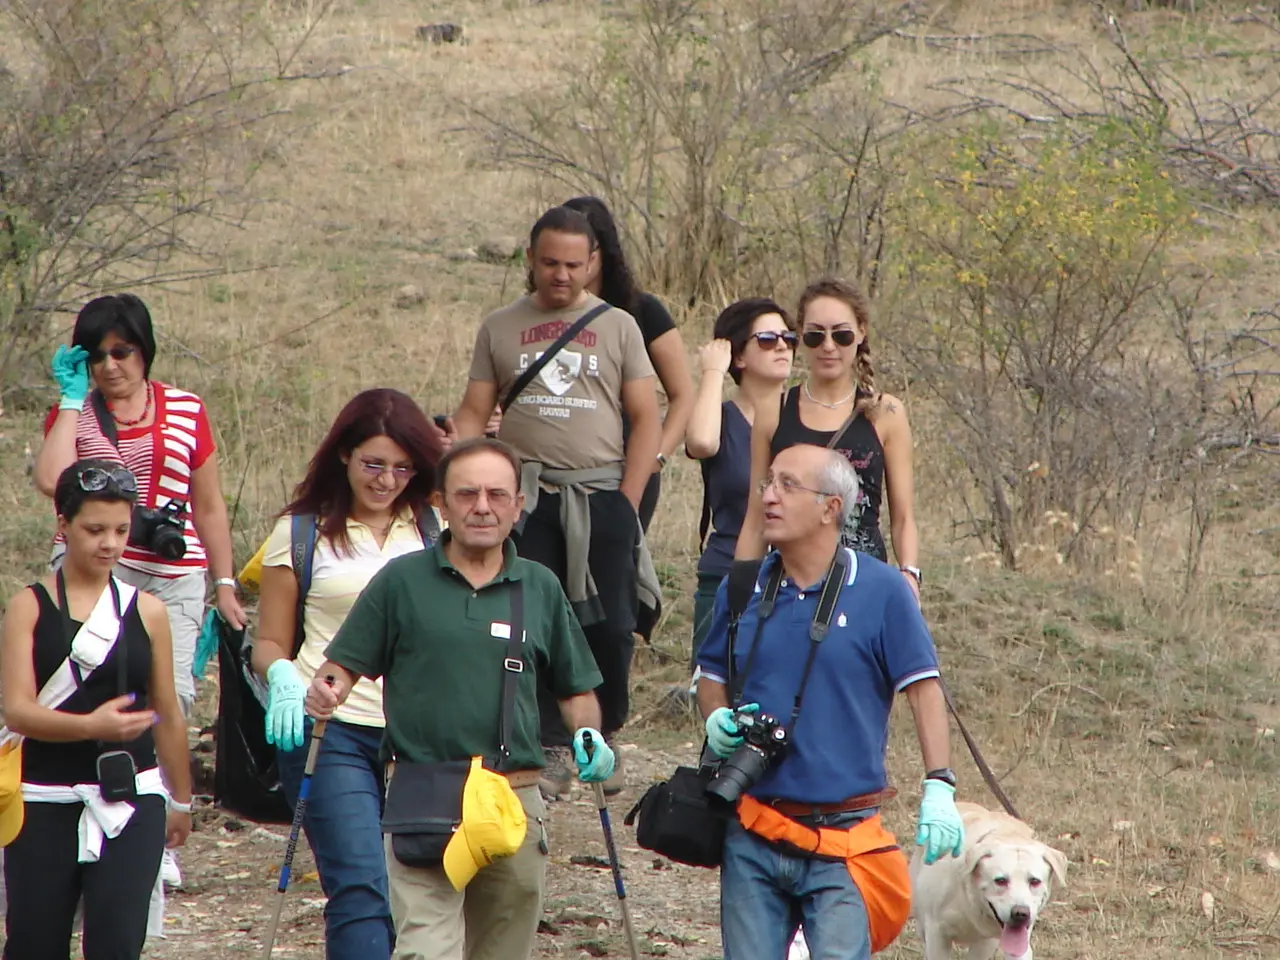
[
  {"xmin": 803, "ymin": 380, "xmax": 856, "ymax": 409},
  {"xmin": 112, "ymin": 380, "xmax": 153, "ymax": 427}
]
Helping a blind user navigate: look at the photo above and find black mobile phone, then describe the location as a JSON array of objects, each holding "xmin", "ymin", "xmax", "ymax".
[
  {"xmin": 96, "ymin": 750, "xmax": 139, "ymax": 803},
  {"xmin": 433, "ymin": 414, "xmax": 449, "ymax": 431}
]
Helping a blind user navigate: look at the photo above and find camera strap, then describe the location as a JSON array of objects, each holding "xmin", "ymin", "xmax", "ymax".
[
  {"xmin": 730, "ymin": 549, "xmax": 850, "ymax": 726},
  {"xmin": 493, "ymin": 581, "xmax": 526, "ymax": 773},
  {"xmin": 57, "ymin": 571, "xmax": 129, "ymax": 749}
]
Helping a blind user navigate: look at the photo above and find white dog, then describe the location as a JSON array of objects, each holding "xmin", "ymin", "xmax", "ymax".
[{"xmin": 910, "ymin": 802, "xmax": 1067, "ymax": 960}]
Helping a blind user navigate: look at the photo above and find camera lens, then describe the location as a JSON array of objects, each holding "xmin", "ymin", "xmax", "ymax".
[{"xmin": 705, "ymin": 744, "xmax": 773, "ymax": 806}]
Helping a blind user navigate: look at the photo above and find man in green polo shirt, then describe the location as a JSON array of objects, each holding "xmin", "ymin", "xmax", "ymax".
[{"xmin": 304, "ymin": 437, "xmax": 613, "ymax": 960}]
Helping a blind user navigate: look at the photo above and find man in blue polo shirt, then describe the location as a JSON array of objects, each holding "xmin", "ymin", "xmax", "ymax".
[{"xmin": 696, "ymin": 443, "xmax": 964, "ymax": 960}]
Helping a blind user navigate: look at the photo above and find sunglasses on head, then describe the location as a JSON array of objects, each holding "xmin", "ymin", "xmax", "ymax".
[
  {"xmin": 88, "ymin": 344, "xmax": 139, "ymax": 365},
  {"xmin": 749, "ymin": 331, "xmax": 798, "ymax": 350},
  {"xmin": 801, "ymin": 328, "xmax": 857, "ymax": 349},
  {"xmin": 77, "ymin": 466, "xmax": 138, "ymax": 495}
]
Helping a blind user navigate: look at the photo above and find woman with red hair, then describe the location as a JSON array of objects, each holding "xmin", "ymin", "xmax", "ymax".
[{"xmin": 250, "ymin": 388, "xmax": 444, "ymax": 960}]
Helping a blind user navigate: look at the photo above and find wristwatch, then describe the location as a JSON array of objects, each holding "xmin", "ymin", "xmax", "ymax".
[
  {"xmin": 925, "ymin": 767, "xmax": 957, "ymax": 788},
  {"xmin": 900, "ymin": 565, "xmax": 922, "ymax": 586},
  {"xmin": 656, "ymin": 452, "xmax": 668, "ymax": 469},
  {"xmin": 212, "ymin": 577, "xmax": 237, "ymax": 591}
]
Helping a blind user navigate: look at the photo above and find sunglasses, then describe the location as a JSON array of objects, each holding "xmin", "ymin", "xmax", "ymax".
[
  {"xmin": 801, "ymin": 328, "xmax": 857, "ymax": 349},
  {"xmin": 359, "ymin": 458, "xmax": 416, "ymax": 480},
  {"xmin": 88, "ymin": 344, "xmax": 139, "ymax": 365},
  {"xmin": 749, "ymin": 331, "xmax": 798, "ymax": 350},
  {"xmin": 78, "ymin": 466, "xmax": 138, "ymax": 495}
]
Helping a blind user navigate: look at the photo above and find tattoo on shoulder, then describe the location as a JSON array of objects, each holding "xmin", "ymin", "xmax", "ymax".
[{"xmin": 883, "ymin": 401, "xmax": 898, "ymax": 415}]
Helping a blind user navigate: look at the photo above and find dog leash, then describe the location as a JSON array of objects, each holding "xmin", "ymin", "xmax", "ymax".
[{"xmin": 940, "ymin": 677, "xmax": 1021, "ymax": 820}]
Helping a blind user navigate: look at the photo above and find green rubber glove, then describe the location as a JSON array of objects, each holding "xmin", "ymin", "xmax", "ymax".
[
  {"xmin": 916, "ymin": 778, "xmax": 965, "ymax": 864},
  {"xmin": 572, "ymin": 728, "xmax": 615, "ymax": 782},
  {"xmin": 51, "ymin": 344, "xmax": 91, "ymax": 412},
  {"xmin": 704, "ymin": 702, "xmax": 758, "ymax": 759},
  {"xmin": 265, "ymin": 660, "xmax": 307, "ymax": 752}
]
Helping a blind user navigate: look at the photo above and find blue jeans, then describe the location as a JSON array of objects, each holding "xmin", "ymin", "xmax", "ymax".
[
  {"xmin": 277, "ymin": 717, "xmax": 393, "ymax": 960},
  {"xmin": 720, "ymin": 817, "xmax": 872, "ymax": 960}
]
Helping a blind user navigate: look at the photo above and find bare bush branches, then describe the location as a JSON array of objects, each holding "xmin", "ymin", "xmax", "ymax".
[
  {"xmin": 469, "ymin": 0, "xmax": 915, "ymax": 300},
  {"xmin": 0, "ymin": 0, "xmax": 338, "ymax": 398}
]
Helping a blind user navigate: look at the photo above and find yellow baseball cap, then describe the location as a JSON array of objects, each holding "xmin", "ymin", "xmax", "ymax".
[
  {"xmin": 0, "ymin": 739, "xmax": 26, "ymax": 848},
  {"xmin": 442, "ymin": 756, "xmax": 527, "ymax": 891}
]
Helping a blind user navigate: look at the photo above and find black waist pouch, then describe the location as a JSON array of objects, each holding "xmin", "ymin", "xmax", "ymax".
[
  {"xmin": 624, "ymin": 764, "xmax": 730, "ymax": 868},
  {"xmin": 381, "ymin": 760, "xmax": 469, "ymax": 868}
]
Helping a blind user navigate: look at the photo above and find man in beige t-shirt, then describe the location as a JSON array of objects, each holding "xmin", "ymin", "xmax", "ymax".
[{"xmin": 455, "ymin": 204, "xmax": 661, "ymax": 799}]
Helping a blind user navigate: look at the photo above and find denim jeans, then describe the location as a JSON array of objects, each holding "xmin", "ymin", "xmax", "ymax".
[
  {"xmin": 720, "ymin": 816, "xmax": 873, "ymax": 960},
  {"xmin": 277, "ymin": 717, "xmax": 393, "ymax": 960}
]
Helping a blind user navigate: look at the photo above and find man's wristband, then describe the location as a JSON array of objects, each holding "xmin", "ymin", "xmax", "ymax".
[{"xmin": 924, "ymin": 767, "xmax": 956, "ymax": 788}]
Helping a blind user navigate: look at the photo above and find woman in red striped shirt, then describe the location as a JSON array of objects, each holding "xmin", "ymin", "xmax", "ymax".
[{"xmin": 33, "ymin": 294, "xmax": 244, "ymax": 717}]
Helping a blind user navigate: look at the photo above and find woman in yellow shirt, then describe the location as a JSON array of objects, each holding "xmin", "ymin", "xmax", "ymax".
[{"xmin": 250, "ymin": 388, "xmax": 444, "ymax": 960}]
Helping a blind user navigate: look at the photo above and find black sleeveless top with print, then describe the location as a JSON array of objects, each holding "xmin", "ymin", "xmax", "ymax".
[
  {"xmin": 770, "ymin": 385, "xmax": 887, "ymax": 561},
  {"xmin": 22, "ymin": 582, "xmax": 157, "ymax": 786}
]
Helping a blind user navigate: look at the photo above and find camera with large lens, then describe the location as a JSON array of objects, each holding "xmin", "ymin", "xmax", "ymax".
[
  {"xmin": 705, "ymin": 710, "xmax": 788, "ymax": 806},
  {"xmin": 130, "ymin": 500, "xmax": 188, "ymax": 561}
]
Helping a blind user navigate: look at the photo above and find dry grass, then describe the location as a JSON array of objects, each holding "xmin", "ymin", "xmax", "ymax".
[{"xmin": 1, "ymin": 1, "xmax": 1278, "ymax": 957}]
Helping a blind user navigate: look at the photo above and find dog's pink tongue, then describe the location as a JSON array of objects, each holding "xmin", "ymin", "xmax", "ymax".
[{"xmin": 999, "ymin": 924, "xmax": 1031, "ymax": 958}]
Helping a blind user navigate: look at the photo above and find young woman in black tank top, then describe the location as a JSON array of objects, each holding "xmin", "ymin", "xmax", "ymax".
[
  {"xmin": 1, "ymin": 460, "xmax": 192, "ymax": 959},
  {"xmin": 744, "ymin": 279, "xmax": 922, "ymax": 601}
]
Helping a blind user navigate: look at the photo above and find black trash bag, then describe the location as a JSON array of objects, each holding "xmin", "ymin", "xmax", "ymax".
[{"xmin": 213, "ymin": 618, "xmax": 293, "ymax": 824}]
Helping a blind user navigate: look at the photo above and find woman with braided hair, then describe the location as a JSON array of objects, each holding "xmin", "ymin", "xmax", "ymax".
[{"xmin": 742, "ymin": 278, "xmax": 922, "ymax": 602}]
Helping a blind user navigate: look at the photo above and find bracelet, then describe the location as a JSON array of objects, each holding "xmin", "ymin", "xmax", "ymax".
[
  {"xmin": 212, "ymin": 577, "xmax": 237, "ymax": 590},
  {"xmin": 168, "ymin": 799, "xmax": 193, "ymax": 814}
]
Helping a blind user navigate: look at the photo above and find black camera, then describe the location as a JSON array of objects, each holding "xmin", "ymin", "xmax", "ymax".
[
  {"xmin": 130, "ymin": 501, "xmax": 188, "ymax": 561},
  {"xmin": 705, "ymin": 710, "xmax": 789, "ymax": 806}
]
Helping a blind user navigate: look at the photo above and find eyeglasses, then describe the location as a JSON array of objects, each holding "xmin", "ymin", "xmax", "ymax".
[
  {"xmin": 756, "ymin": 475, "xmax": 834, "ymax": 498},
  {"xmin": 77, "ymin": 466, "xmax": 138, "ymax": 494},
  {"xmin": 88, "ymin": 344, "xmax": 139, "ymax": 365},
  {"xmin": 801, "ymin": 328, "xmax": 857, "ymax": 349},
  {"xmin": 449, "ymin": 487, "xmax": 515, "ymax": 509},
  {"xmin": 358, "ymin": 458, "xmax": 416, "ymax": 479},
  {"xmin": 749, "ymin": 331, "xmax": 798, "ymax": 351}
]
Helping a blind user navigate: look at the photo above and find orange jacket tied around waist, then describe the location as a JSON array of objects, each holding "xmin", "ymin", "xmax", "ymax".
[{"xmin": 737, "ymin": 795, "xmax": 911, "ymax": 954}]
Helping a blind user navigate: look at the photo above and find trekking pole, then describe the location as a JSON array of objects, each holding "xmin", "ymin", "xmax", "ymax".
[
  {"xmin": 582, "ymin": 731, "xmax": 640, "ymax": 960},
  {"xmin": 261, "ymin": 676, "xmax": 332, "ymax": 959}
]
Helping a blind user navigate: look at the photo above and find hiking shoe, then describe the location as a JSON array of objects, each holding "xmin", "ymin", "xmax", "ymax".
[
  {"xmin": 602, "ymin": 738, "xmax": 625, "ymax": 797},
  {"xmin": 539, "ymin": 746, "xmax": 574, "ymax": 801}
]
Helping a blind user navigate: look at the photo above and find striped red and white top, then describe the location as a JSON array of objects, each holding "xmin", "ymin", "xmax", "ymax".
[{"xmin": 45, "ymin": 381, "xmax": 217, "ymax": 578}]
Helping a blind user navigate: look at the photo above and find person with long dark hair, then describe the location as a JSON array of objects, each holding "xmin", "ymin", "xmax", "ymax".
[
  {"xmin": 562, "ymin": 195, "xmax": 694, "ymax": 532},
  {"xmin": 684, "ymin": 298, "xmax": 796, "ymax": 680},
  {"xmin": 249, "ymin": 388, "xmax": 444, "ymax": 960},
  {"xmin": 33, "ymin": 294, "xmax": 245, "ymax": 716},
  {"xmin": 2, "ymin": 460, "xmax": 192, "ymax": 959}
]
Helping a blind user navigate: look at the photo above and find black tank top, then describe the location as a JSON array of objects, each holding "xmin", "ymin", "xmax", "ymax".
[
  {"xmin": 770, "ymin": 386, "xmax": 887, "ymax": 561},
  {"xmin": 22, "ymin": 582, "xmax": 157, "ymax": 786}
]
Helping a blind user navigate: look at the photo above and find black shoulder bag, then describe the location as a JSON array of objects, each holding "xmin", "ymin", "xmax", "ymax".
[
  {"xmin": 380, "ymin": 582, "xmax": 527, "ymax": 869},
  {"xmin": 499, "ymin": 302, "xmax": 610, "ymax": 413}
]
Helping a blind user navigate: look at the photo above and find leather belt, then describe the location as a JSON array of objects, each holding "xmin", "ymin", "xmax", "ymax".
[
  {"xmin": 384, "ymin": 762, "xmax": 542, "ymax": 790},
  {"xmin": 765, "ymin": 787, "xmax": 896, "ymax": 819}
]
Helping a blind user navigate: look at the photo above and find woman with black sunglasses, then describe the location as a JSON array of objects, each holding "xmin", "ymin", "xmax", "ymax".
[
  {"xmin": 743, "ymin": 278, "xmax": 921, "ymax": 602},
  {"xmin": 32, "ymin": 294, "xmax": 245, "ymax": 717},
  {"xmin": 1, "ymin": 460, "xmax": 192, "ymax": 959},
  {"xmin": 681, "ymin": 299, "xmax": 797, "ymax": 690}
]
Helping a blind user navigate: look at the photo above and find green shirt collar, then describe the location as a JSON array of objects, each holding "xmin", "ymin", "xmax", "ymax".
[{"xmin": 430, "ymin": 529, "xmax": 523, "ymax": 583}]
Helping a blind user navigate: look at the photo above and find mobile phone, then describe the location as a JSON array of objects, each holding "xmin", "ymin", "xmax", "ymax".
[
  {"xmin": 433, "ymin": 414, "xmax": 449, "ymax": 431},
  {"xmin": 96, "ymin": 750, "xmax": 139, "ymax": 803}
]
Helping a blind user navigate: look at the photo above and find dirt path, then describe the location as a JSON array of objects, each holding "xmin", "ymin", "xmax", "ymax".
[{"xmin": 143, "ymin": 742, "xmax": 725, "ymax": 959}]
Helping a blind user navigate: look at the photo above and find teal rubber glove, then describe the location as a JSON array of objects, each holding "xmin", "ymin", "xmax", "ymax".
[
  {"xmin": 572, "ymin": 728, "xmax": 615, "ymax": 782},
  {"xmin": 51, "ymin": 344, "xmax": 90, "ymax": 412},
  {"xmin": 192, "ymin": 609, "xmax": 220, "ymax": 680},
  {"xmin": 265, "ymin": 660, "xmax": 307, "ymax": 751},
  {"xmin": 705, "ymin": 702, "xmax": 758, "ymax": 759},
  {"xmin": 916, "ymin": 778, "xmax": 965, "ymax": 864}
]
